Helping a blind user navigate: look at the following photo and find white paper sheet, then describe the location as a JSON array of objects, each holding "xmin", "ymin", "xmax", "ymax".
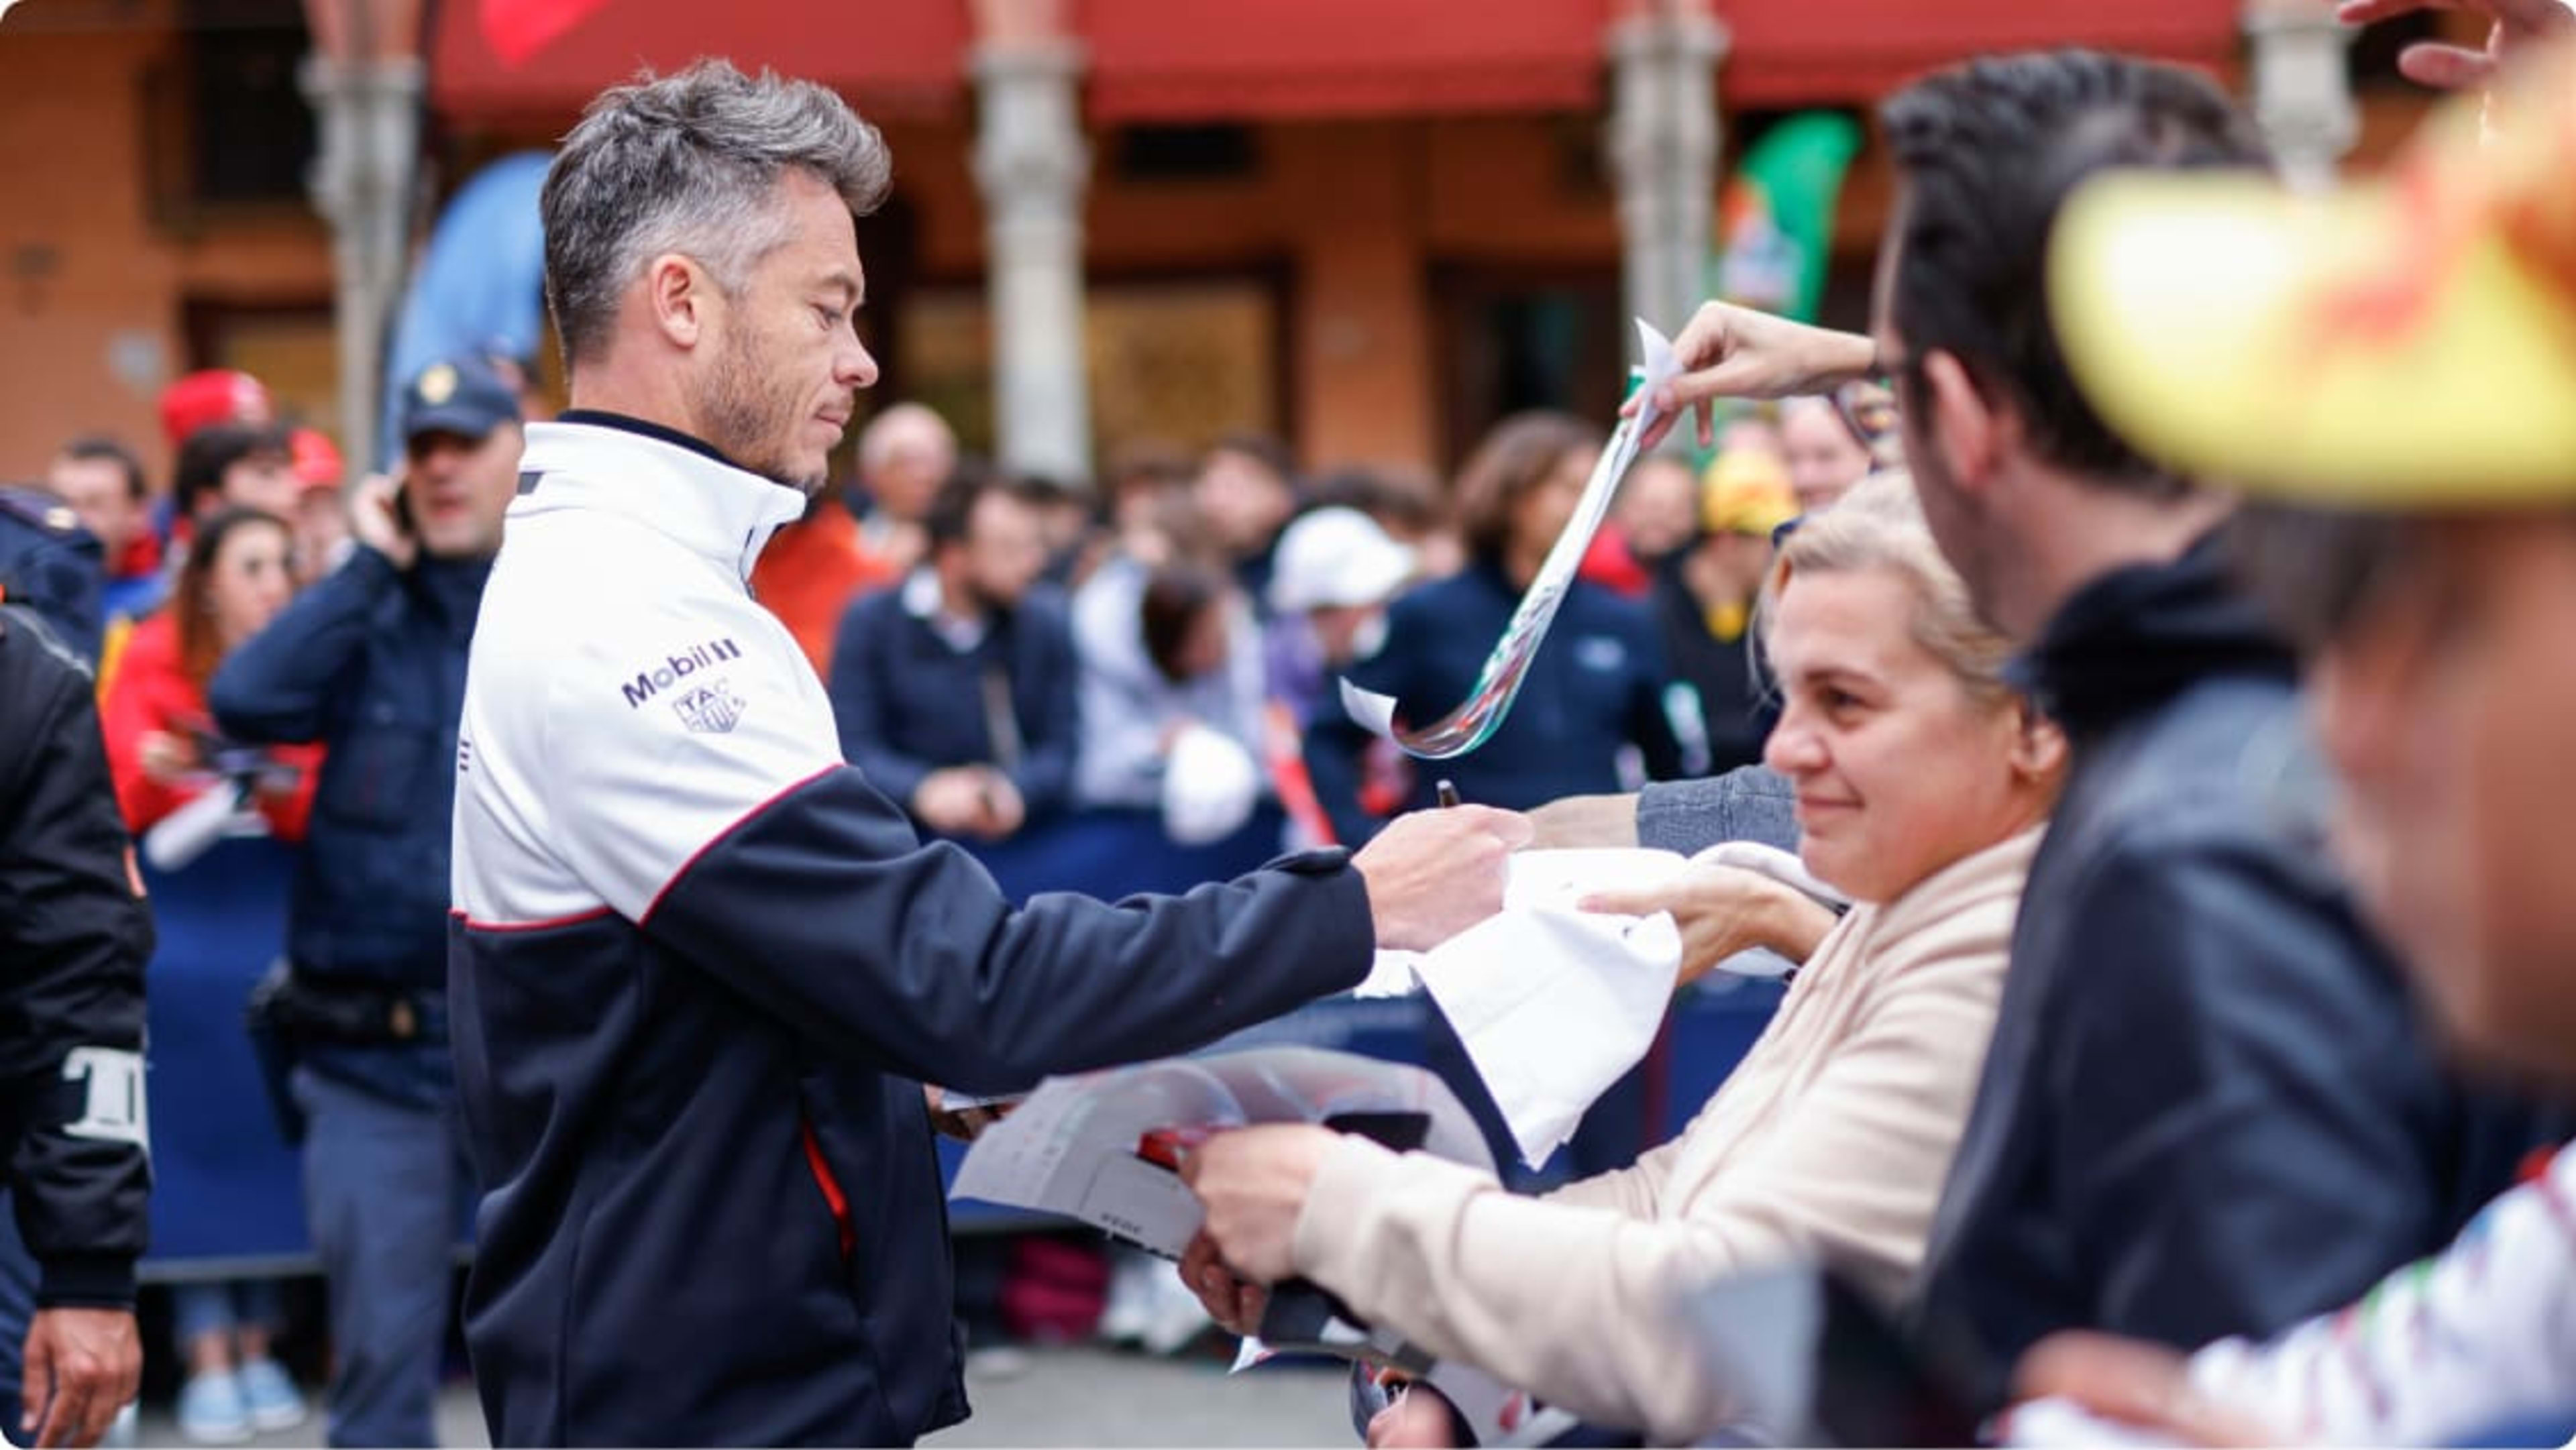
[
  {"xmin": 1372, "ymin": 850, "xmax": 1684, "ymax": 1167},
  {"xmin": 947, "ymin": 1047, "xmax": 1491, "ymax": 1259}
]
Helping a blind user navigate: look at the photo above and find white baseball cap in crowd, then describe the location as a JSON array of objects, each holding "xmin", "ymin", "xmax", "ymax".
[{"xmin": 1269, "ymin": 507, "xmax": 1419, "ymax": 615}]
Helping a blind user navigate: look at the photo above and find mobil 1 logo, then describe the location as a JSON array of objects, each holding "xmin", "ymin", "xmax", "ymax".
[
  {"xmin": 623, "ymin": 638, "xmax": 750, "ymax": 734},
  {"xmin": 623, "ymin": 638, "xmax": 743, "ymax": 708}
]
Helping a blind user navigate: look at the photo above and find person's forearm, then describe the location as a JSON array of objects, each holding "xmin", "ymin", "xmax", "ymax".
[
  {"xmin": 1526, "ymin": 793, "xmax": 1640, "ymax": 850},
  {"xmin": 1819, "ymin": 327, "xmax": 1882, "ymax": 384},
  {"xmin": 1754, "ymin": 881, "xmax": 1835, "ymax": 964}
]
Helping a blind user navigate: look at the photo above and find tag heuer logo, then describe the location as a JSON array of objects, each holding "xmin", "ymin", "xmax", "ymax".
[{"xmin": 673, "ymin": 681, "xmax": 745, "ymax": 734}]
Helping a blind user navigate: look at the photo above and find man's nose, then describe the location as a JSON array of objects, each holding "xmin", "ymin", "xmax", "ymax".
[{"xmin": 841, "ymin": 337, "xmax": 880, "ymax": 391}]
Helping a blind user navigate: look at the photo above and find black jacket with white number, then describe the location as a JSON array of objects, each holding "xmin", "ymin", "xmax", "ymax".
[
  {"xmin": 450, "ymin": 414, "xmax": 1374, "ymax": 1446},
  {"xmin": 0, "ymin": 604, "xmax": 152, "ymax": 1307}
]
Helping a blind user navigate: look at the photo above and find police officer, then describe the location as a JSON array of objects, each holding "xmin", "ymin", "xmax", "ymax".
[
  {"xmin": 447, "ymin": 60, "xmax": 1524, "ymax": 1447},
  {"xmin": 0, "ymin": 488, "xmax": 104, "ymax": 668},
  {"xmin": 208, "ymin": 359, "xmax": 523, "ymax": 1448},
  {"xmin": 0, "ymin": 592, "xmax": 151, "ymax": 1449}
]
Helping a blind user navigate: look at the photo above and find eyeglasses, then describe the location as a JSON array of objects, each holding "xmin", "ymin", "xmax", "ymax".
[{"xmin": 1829, "ymin": 379, "xmax": 1906, "ymax": 471}]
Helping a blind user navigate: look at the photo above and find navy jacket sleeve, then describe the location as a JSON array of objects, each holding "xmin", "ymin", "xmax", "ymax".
[
  {"xmin": 1007, "ymin": 596, "xmax": 1079, "ymax": 820},
  {"xmin": 0, "ymin": 614, "xmax": 152, "ymax": 1306},
  {"xmin": 647, "ymin": 771, "xmax": 1375, "ymax": 1093},
  {"xmin": 209, "ymin": 544, "xmax": 402, "ymax": 744},
  {"xmin": 2043, "ymin": 828, "xmax": 2447, "ymax": 1353},
  {"xmin": 540, "ymin": 604, "xmax": 1376, "ymax": 1095},
  {"xmin": 826, "ymin": 596, "xmax": 934, "ymax": 809}
]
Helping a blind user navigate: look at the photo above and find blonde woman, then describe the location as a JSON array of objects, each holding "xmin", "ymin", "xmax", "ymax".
[{"xmin": 1181, "ymin": 473, "xmax": 2066, "ymax": 1442}]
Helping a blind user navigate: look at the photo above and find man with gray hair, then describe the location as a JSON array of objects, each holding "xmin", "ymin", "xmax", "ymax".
[
  {"xmin": 447, "ymin": 60, "xmax": 1524, "ymax": 1446},
  {"xmin": 853, "ymin": 401, "xmax": 956, "ymax": 574}
]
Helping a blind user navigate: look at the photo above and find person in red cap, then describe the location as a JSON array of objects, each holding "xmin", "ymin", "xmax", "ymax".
[
  {"xmin": 157, "ymin": 372, "xmax": 272, "ymax": 453},
  {"xmin": 285, "ymin": 429, "xmax": 351, "ymax": 588}
]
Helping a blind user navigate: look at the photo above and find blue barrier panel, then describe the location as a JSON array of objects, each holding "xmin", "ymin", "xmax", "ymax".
[
  {"xmin": 133, "ymin": 802, "xmax": 1786, "ymax": 1258},
  {"xmin": 136, "ymin": 838, "xmax": 311, "ymax": 1278}
]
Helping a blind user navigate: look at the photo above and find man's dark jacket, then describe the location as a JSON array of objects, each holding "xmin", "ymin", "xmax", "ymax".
[
  {"xmin": 1907, "ymin": 535, "xmax": 2554, "ymax": 1409},
  {"xmin": 0, "ymin": 605, "xmax": 152, "ymax": 1306},
  {"xmin": 825, "ymin": 580, "xmax": 1079, "ymax": 822},
  {"xmin": 209, "ymin": 547, "xmax": 490, "ymax": 1105}
]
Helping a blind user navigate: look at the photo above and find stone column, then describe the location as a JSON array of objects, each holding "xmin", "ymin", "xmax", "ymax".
[
  {"xmin": 301, "ymin": 52, "xmax": 422, "ymax": 471},
  {"xmin": 2245, "ymin": 0, "xmax": 2359, "ymax": 191},
  {"xmin": 972, "ymin": 36, "xmax": 1092, "ymax": 482},
  {"xmin": 1605, "ymin": 1, "xmax": 1727, "ymax": 357}
]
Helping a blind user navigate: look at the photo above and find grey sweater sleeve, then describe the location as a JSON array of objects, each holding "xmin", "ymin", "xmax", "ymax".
[{"xmin": 1635, "ymin": 765, "xmax": 1801, "ymax": 855}]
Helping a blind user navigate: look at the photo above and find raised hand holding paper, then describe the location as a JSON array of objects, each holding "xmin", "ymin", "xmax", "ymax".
[{"xmin": 1342, "ymin": 319, "xmax": 1682, "ymax": 759}]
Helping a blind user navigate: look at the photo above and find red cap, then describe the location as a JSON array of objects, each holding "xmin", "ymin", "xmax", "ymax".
[
  {"xmin": 158, "ymin": 370, "xmax": 273, "ymax": 448},
  {"xmin": 288, "ymin": 427, "xmax": 343, "ymax": 490}
]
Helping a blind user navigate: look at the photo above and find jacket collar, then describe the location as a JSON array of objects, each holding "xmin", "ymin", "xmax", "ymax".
[
  {"xmin": 513, "ymin": 412, "xmax": 808, "ymax": 585},
  {"xmin": 2008, "ymin": 528, "xmax": 2297, "ymax": 742}
]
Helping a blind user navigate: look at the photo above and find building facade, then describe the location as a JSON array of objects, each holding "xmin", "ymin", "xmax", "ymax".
[{"xmin": 0, "ymin": 0, "xmax": 2469, "ymax": 488}]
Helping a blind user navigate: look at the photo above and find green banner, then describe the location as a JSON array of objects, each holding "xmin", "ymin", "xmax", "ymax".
[{"xmin": 1710, "ymin": 111, "xmax": 1864, "ymax": 325}]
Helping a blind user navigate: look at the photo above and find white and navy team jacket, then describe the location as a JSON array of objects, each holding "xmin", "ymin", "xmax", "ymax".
[{"xmin": 449, "ymin": 412, "xmax": 1372, "ymax": 1447}]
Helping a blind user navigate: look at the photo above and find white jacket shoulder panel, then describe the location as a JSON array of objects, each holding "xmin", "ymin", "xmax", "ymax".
[{"xmin": 453, "ymin": 420, "xmax": 828, "ymax": 926}]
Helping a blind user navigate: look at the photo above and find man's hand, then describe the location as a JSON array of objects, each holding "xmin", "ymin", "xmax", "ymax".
[
  {"xmin": 1632, "ymin": 301, "xmax": 1880, "ymax": 451},
  {"xmin": 21, "ymin": 1307, "xmax": 138, "ymax": 1449},
  {"xmin": 1583, "ymin": 862, "xmax": 1836, "ymax": 985},
  {"xmin": 1177, "ymin": 1123, "xmax": 1340, "ymax": 1286},
  {"xmin": 911, "ymin": 768, "xmax": 994, "ymax": 837},
  {"xmin": 969, "ymin": 769, "xmax": 1026, "ymax": 840},
  {"xmin": 1177, "ymin": 1229, "xmax": 1269, "ymax": 1335},
  {"xmin": 920, "ymin": 1083, "xmax": 1014, "ymax": 1141},
  {"xmin": 136, "ymin": 732, "xmax": 198, "ymax": 786},
  {"xmin": 2336, "ymin": 0, "xmax": 2574, "ymax": 91},
  {"xmin": 2010, "ymin": 1331, "xmax": 2277, "ymax": 1448},
  {"xmin": 1525, "ymin": 793, "xmax": 1640, "ymax": 850},
  {"xmin": 1352, "ymin": 805, "xmax": 1532, "ymax": 950},
  {"xmin": 347, "ymin": 471, "xmax": 419, "ymax": 571}
]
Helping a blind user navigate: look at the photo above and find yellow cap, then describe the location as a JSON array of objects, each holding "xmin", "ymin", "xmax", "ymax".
[
  {"xmin": 1700, "ymin": 449, "xmax": 1799, "ymax": 537},
  {"xmin": 2047, "ymin": 40, "xmax": 2576, "ymax": 506}
]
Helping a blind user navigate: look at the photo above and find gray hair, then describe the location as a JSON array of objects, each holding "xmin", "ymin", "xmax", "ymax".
[{"xmin": 541, "ymin": 59, "xmax": 892, "ymax": 370}]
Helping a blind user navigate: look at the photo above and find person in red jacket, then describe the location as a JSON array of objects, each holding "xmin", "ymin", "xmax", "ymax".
[
  {"xmin": 97, "ymin": 506, "xmax": 319, "ymax": 1444},
  {"xmin": 103, "ymin": 508, "xmax": 321, "ymax": 844}
]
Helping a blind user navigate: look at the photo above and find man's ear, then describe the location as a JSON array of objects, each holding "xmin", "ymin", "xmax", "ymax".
[
  {"xmin": 2009, "ymin": 702, "xmax": 2069, "ymax": 786},
  {"xmin": 647, "ymin": 254, "xmax": 712, "ymax": 350},
  {"xmin": 1921, "ymin": 350, "xmax": 2002, "ymax": 498}
]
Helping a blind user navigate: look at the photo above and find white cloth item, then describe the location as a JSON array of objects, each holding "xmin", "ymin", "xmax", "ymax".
[
  {"xmin": 899, "ymin": 567, "xmax": 990, "ymax": 653},
  {"xmin": 1162, "ymin": 723, "xmax": 1261, "ymax": 846},
  {"xmin": 1410, "ymin": 849, "xmax": 1691, "ymax": 1167},
  {"xmin": 1269, "ymin": 507, "xmax": 1416, "ymax": 614}
]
